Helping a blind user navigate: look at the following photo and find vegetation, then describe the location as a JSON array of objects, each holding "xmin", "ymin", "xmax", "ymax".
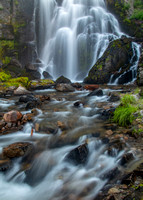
[
  {"xmin": 131, "ymin": 0, "xmax": 143, "ymax": 20},
  {"xmin": 0, "ymin": 71, "xmax": 30, "ymax": 88},
  {"xmin": 113, "ymin": 94, "xmax": 138, "ymax": 127}
]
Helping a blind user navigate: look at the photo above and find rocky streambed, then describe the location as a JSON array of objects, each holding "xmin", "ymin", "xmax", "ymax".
[{"xmin": 0, "ymin": 83, "xmax": 143, "ymax": 200}]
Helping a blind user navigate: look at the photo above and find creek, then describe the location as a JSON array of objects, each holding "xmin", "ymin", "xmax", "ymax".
[{"xmin": 0, "ymin": 87, "xmax": 140, "ymax": 200}]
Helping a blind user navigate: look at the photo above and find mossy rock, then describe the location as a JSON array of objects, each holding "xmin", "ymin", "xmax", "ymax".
[
  {"xmin": 84, "ymin": 37, "xmax": 133, "ymax": 84},
  {"xmin": 29, "ymin": 79, "xmax": 55, "ymax": 90}
]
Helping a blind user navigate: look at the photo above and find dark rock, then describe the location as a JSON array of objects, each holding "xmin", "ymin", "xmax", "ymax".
[
  {"xmin": 19, "ymin": 95, "xmax": 36, "ymax": 103},
  {"xmin": 65, "ymin": 143, "xmax": 88, "ymax": 165},
  {"xmin": 29, "ymin": 79, "xmax": 55, "ymax": 90},
  {"xmin": 100, "ymin": 167, "xmax": 120, "ymax": 181},
  {"xmin": 55, "ymin": 83, "xmax": 75, "ymax": 92},
  {"xmin": 137, "ymin": 47, "xmax": 143, "ymax": 86},
  {"xmin": 71, "ymin": 82, "xmax": 82, "ymax": 89},
  {"xmin": 108, "ymin": 93, "xmax": 120, "ymax": 102},
  {"xmin": 56, "ymin": 75, "xmax": 71, "ymax": 84},
  {"xmin": 119, "ymin": 152, "xmax": 134, "ymax": 166},
  {"xmin": 84, "ymin": 37, "xmax": 134, "ymax": 84},
  {"xmin": 101, "ymin": 137, "xmax": 110, "ymax": 144},
  {"xmin": 42, "ymin": 71, "xmax": 53, "ymax": 79},
  {"xmin": 100, "ymin": 107, "xmax": 115, "ymax": 120},
  {"xmin": 25, "ymin": 63, "xmax": 41, "ymax": 79},
  {"xmin": 107, "ymin": 139, "xmax": 126, "ymax": 157},
  {"xmin": 2, "ymin": 142, "xmax": 34, "ymax": 159},
  {"xmin": 26, "ymin": 99, "xmax": 41, "ymax": 109},
  {"xmin": 73, "ymin": 101, "xmax": 84, "ymax": 107},
  {"xmin": 88, "ymin": 88, "xmax": 103, "ymax": 97}
]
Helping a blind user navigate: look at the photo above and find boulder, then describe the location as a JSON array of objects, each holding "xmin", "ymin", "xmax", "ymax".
[
  {"xmin": 108, "ymin": 93, "xmax": 120, "ymax": 102},
  {"xmin": 55, "ymin": 84, "xmax": 75, "ymax": 92},
  {"xmin": 65, "ymin": 143, "xmax": 88, "ymax": 165},
  {"xmin": 42, "ymin": 71, "xmax": 53, "ymax": 79},
  {"xmin": 0, "ymin": 159, "xmax": 12, "ymax": 171},
  {"xmin": 26, "ymin": 99, "xmax": 41, "ymax": 109},
  {"xmin": 19, "ymin": 95, "xmax": 36, "ymax": 103},
  {"xmin": 3, "ymin": 110, "xmax": 23, "ymax": 123},
  {"xmin": 25, "ymin": 63, "xmax": 41, "ymax": 79},
  {"xmin": 56, "ymin": 75, "xmax": 71, "ymax": 84},
  {"xmin": 2, "ymin": 142, "xmax": 34, "ymax": 159},
  {"xmin": 73, "ymin": 101, "xmax": 84, "ymax": 107},
  {"xmin": 88, "ymin": 88, "xmax": 103, "ymax": 97},
  {"xmin": 14, "ymin": 86, "xmax": 31, "ymax": 95},
  {"xmin": 84, "ymin": 37, "xmax": 134, "ymax": 84},
  {"xmin": 71, "ymin": 82, "xmax": 82, "ymax": 89}
]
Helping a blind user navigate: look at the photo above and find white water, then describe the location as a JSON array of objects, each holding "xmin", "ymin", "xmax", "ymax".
[
  {"xmin": 0, "ymin": 89, "xmax": 129, "ymax": 200},
  {"xmin": 36, "ymin": 0, "xmax": 122, "ymax": 80}
]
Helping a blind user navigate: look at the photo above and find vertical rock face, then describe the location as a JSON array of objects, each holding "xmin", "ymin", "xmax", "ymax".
[
  {"xmin": 0, "ymin": 0, "xmax": 35, "ymax": 66},
  {"xmin": 105, "ymin": 0, "xmax": 143, "ymax": 39},
  {"xmin": 137, "ymin": 46, "xmax": 143, "ymax": 86}
]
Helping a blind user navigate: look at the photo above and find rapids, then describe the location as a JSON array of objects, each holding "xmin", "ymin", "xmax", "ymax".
[{"xmin": 0, "ymin": 88, "xmax": 136, "ymax": 200}]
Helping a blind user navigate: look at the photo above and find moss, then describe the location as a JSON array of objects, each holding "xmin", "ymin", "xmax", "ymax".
[
  {"xmin": 0, "ymin": 71, "xmax": 11, "ymax": 82},
  {"xmin": 30, "ymin": 79, "xmax": 54, "ymax": 87},
  {"xmin": 0, "ymin": 40, "xmax": 15, "ymax": 64},
  {"xmin": 0, "ymin": 76, "xmax": 30, "ymax": 88}
]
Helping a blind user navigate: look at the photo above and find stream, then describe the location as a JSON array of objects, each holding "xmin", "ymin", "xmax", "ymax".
[{"xmin": 0, "ymin": 87, "xmax": 139, "ymax": 200}]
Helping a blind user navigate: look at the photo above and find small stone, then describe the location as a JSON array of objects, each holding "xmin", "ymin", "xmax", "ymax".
[
  {"xmin": 106, "ymin": 130, "xmax": 113, "ymax": 136},
  {"xmin": 35, "ymin": 123, "xmax": 40, "ymax": 132},
  {"xmin": 108, "ymin": 187, "xmax": 120, "ymax": 194}
]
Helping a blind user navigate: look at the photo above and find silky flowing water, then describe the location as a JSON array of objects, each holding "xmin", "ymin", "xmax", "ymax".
[{"xmin": 0, "ymin": 88, "xmax": 136, "ymax": 200}]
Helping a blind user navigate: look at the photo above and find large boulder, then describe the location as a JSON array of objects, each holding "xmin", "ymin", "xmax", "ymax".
[
  {"xmin": 56, "ymin": 75, "xmax": 71, "ymax": 84},
  {"xmin": 3, "ymin": 110, "xmax": 23, "ymax": 123},
  {"xmin": 14, "ymin": 86, "xmax": 31, "ymax": 95},
  {"xmin": 84, "ymin": 37, "xmax": 134, "ymax": 84}
]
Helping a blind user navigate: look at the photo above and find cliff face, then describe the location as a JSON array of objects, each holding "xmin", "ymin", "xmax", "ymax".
[
  {"xmin": 0, "ymin": 0, "xmax": 35, "ymax": 66},
  {"xmin": 106, "ymin": 0, "xmax": 143, "ymax": 39}
]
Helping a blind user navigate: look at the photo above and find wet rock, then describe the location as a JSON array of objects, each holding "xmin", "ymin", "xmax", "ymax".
[
  {"xmin": 84, "ymin": 37, "xmax": 134, "ymax": 84},
  {"xmin": 107, "ymin": 139, "xmax": 126, "ymax": 157},
  {"xmin": 100, "ymin": 107, "xmax": 115, "ymax": 120},
  {"xmin": 14, "ymin": 86, "xmax": 31, "ymax": 95},
  {"xmin": 108, "ymin": 93, "xmax": 120, "ymax": 102},
  {"xmin": 57, "ymin": 121, "xmax": 67, "ymax": 131},
  {"xmin": 22, "ymin": 113, "xmax": 34, "ymax": 122},
  {"xmin": 55, "ymin": 83, "xmax": 75, "ymax": 92},
  {"xmin": 29, "ymin": 79, "xmax": 55, "ymax": 90},
  {"xmin": 42, "ymin": 71, "xmax": 53, "ymax": 79},
  {"xmin": 3, "ymin": 142, "xmax": 34, "ymax": 159},
  {"xmin": 25, "ymin": 63, "xmax": 41, "ymax": 79},
  {"xmin": 26, "ymin": 99, "xmax": 41, "ymax": 109},
  {"xmin": 37, "ymin": 121, "xmax": 58, "ymax": 134},
  {"xmin": 19, "ymin": 95, "xmax": 36, "ymax": 103},
  {"xmin": 56, "ymin": 75, "xmax": 71, "ymax": 84},
  {"xmin": 3, "ymin": 110, "xmax": 23, "ymax": 123},
  {"xmin": 84, "ymin": 84, "xmax": 99, "ymax": 91},
  {"xmin": 100, "ymin": 167, "xmax": 120, "ymax": 181},
  {"xmin": 73, "ymin": 101, "xmax": 84, "ymax": 107},
  {"xmin": 71, "ymin": 82, "xmax": 82, "ymax": 89},
  {"xmin": 119, "ymin": 152, "xmax": 134, "ymax": 166},
  {"xmin": 65, "ymin": 143, "xmax": 88, "ymax": 165},
  {"xmin": 0, "ymin": 120, "xmax": 5, "ymax": 130},
  {"xmin": 37, "ymin": 94, "xmax": 51, "ymax": 102},
  {"xmin": 0, "ymin": 159, "xmax": 12, "ymax": 171},
  {"xmin": 88, "ymin": 88, "xmax": 103, "ymax": 97}
]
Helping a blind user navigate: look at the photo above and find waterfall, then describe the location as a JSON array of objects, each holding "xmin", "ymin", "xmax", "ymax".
[{"xmin": 35, "ymin": 0, "xmax": 123, "ymax": 81}]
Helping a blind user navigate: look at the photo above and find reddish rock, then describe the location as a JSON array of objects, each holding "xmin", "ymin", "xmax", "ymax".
[
  {"xmin": 3, "ymin": 110, "xmax": 23, "ymax": 123},
  {"xmin": 84, "ymin": 85, "xmax": 99, "ymax": 91},
  {"xmin": 3, "ymin": 142, "xmax": 34, "ymax": 158}
]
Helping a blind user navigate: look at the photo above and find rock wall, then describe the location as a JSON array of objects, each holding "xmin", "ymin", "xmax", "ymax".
[
  {"xmin": 0, "ymin": 0, "xmax": 35, "ymax": 66},
  {"xmin": 105, "ymin": 0, "xmax": 143, "ymax": 39}
]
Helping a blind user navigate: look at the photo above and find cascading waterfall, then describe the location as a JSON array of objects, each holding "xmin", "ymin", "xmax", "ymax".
[{"xmin": 35, "ymin": 0, "xmax": 123, "ymax": 80}]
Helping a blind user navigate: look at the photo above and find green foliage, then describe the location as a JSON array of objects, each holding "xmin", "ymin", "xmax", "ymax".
[
  {"xmin": 134, "ymin": 0, "xmax": 143, "ymax": 9},
  {"xmin": 113, "ymin": 94, "xmax": 138, "ymax": 127},
  {"xmin": 0, "ymin": 71, "xmax": 11, "ymax": 82},
  {"xmin": 120, "ymin": 94, "xmax": 137, "ymax": 106},
  {"xmin": 131, "ymin": 10, "xmax": 143, "ymax": 20},
  {"xmin": 30, "ymin": 79, "xmax": 54, "ymax": 87},
  {"xmin": 113, "ymin": 104, "xmax": 137, "ymax": 127}
]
